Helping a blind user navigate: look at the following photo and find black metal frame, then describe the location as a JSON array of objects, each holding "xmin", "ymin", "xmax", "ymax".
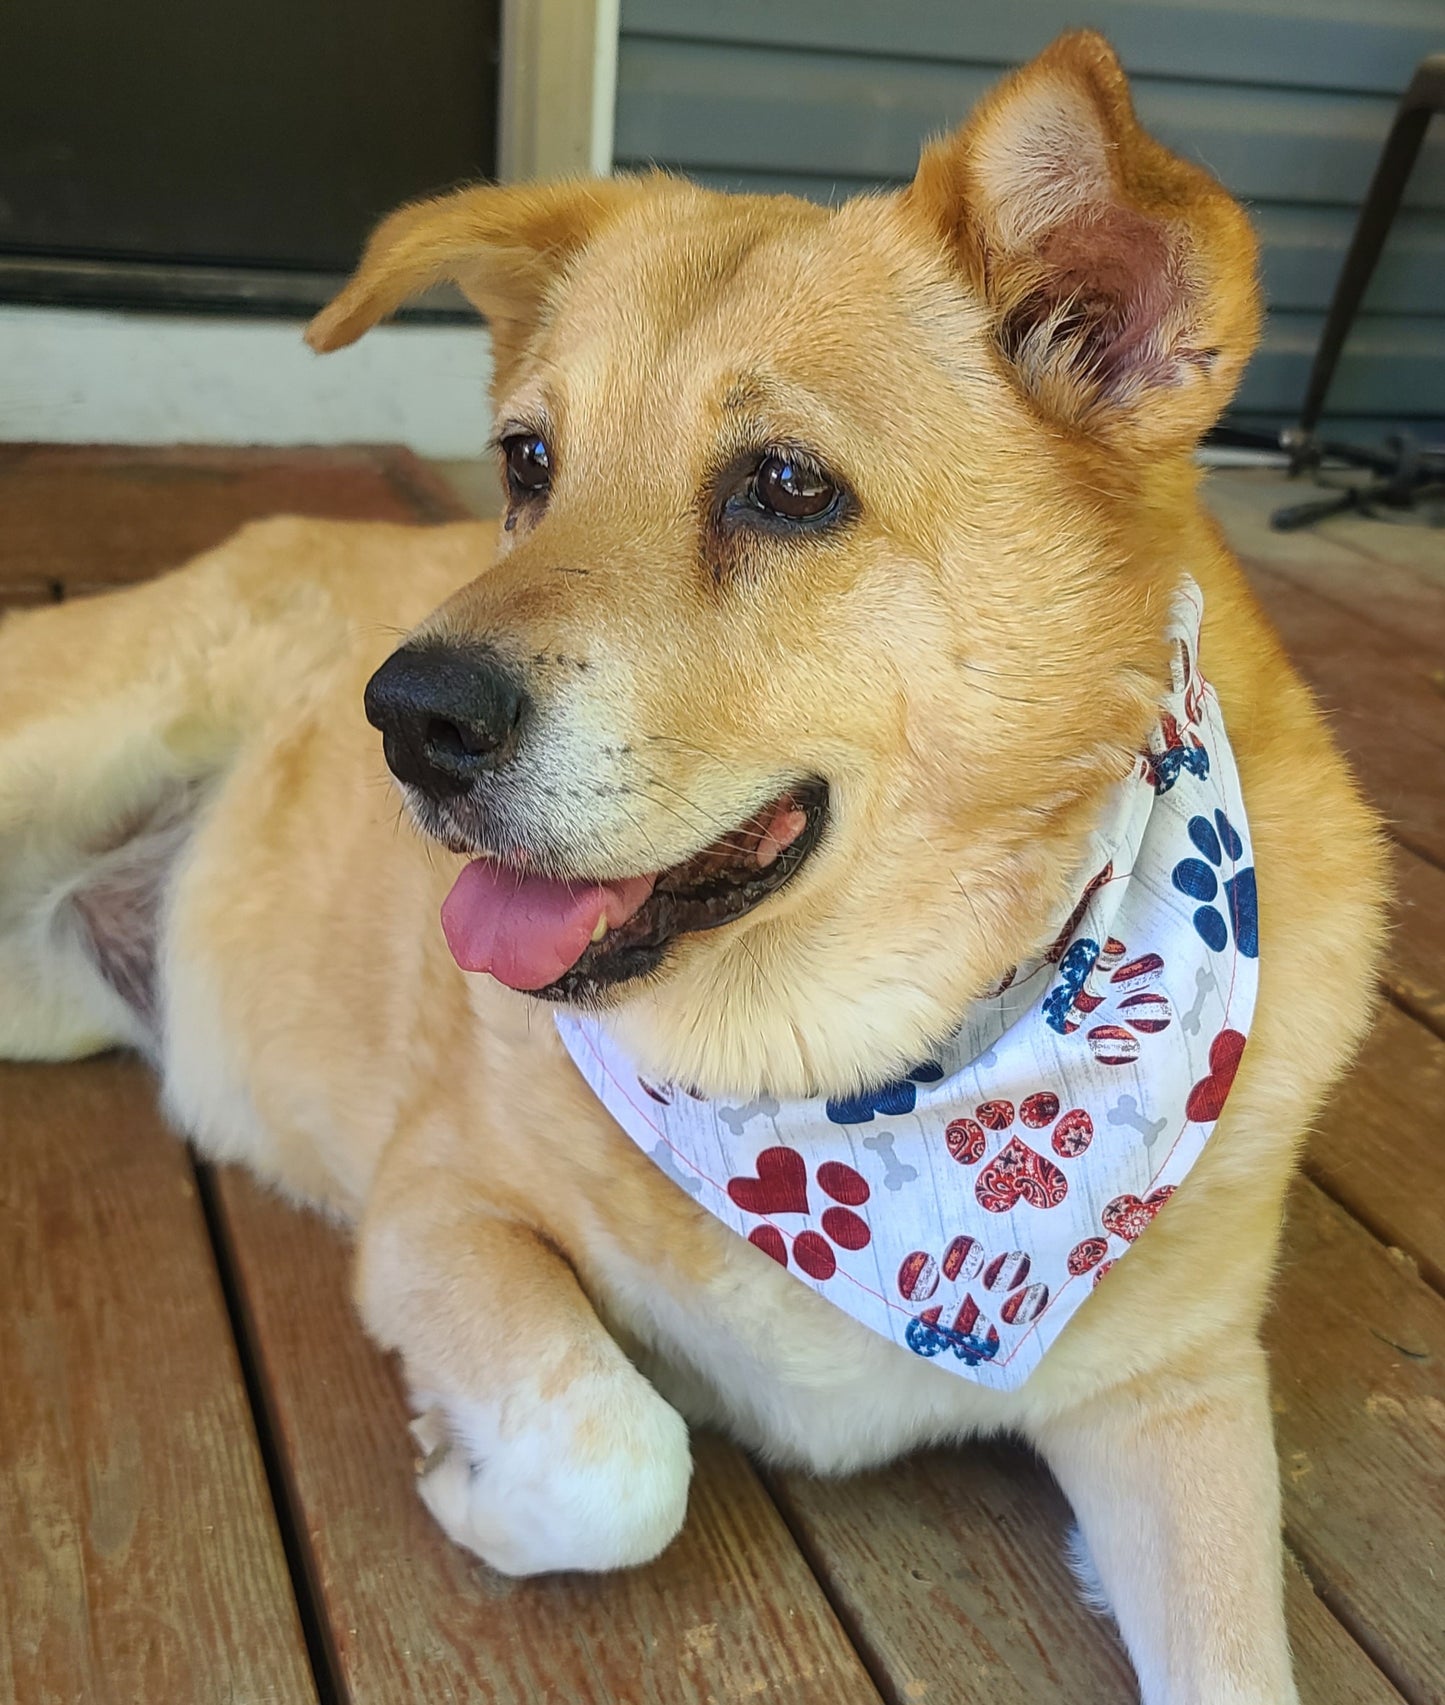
[{"xmin": 1271, "ymin": 55, "xmax": 1445, "ymax": 531}]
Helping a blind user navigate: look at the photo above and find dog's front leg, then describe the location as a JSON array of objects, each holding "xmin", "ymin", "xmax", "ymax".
[
  {"xmin": 355, "ymin": 1178, "xmax": 691, "ymax": 1576},
  {"xmin": 1031, "ymin": 1341, "xmax": 1297, "ymax": 1705}
]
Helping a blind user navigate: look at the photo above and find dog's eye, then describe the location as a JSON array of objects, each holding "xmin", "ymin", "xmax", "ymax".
[
  {"xmin": 503, "ymin": 433, "xmax": 552, "ymax": 496},
  {"xmin": 751, "ymin": 453, "xmax": 837, "ymax": 521}
]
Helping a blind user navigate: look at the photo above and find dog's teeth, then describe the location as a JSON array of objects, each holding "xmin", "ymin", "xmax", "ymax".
[{"xmin": 591, "ymin": 915, "xmax": 609, "ymax": 944}]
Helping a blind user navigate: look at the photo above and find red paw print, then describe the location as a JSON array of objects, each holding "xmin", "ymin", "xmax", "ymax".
[
  {"xmin": 945, "ymin": 1091, "xmax": 1093, "ymax": 1214},
  {"xmin": 727, "ymin": 1147, "xmax": 870, "ymax": 1281}
]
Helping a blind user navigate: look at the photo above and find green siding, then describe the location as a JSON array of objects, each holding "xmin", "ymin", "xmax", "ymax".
[{"xmin": 616, "ymin": 1, "xmax": 1445, "ymax": 433}]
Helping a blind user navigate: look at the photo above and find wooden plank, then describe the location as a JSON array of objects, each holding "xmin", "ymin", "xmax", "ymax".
[
  {"xmin": 1242, "ymin": 564, "xmax": 1445, "ymax": 866},
  {"xmin": 771, "ymin": 1442, "xmax": 1139, "ymax": 1705},
  {"xmin": 0, "ymin": 444, "xmax": 454, "ymax": 594},
  {"xmin": 620, "ymin": 0, "xmax": 1442, "ymax": 98},
  {"xmin": 614, "ymin": 39, "xmax": 1445, "ymax": 209},
  {"xmin": 771, "ymin": 1436, "xmax": 1400, "ymax": 1703},
  {"xmin": 0, "ymin": 584, "xmax": 56, "ymax": 611},
  {"xmin": 1307, "ymin": 1002, "xmax": 1445, "ymax": 1295},
  {"xmin": 0, "ymin": 1058, "xmax": 316, "ymax": 1705},
  {"xmin": 1388, "ymin": 849, "xmax": 1445, "ymax": 1042},
  {"xmin": 210, "ymin": 1167, "xmax": 882, "ymax": 1705},
  {"xmin": 1285, "ymin": 1555, "xmax": 1407, "ymax": 1705},
  {"xmin": 1204, "ymin": 474, "xmax": 1445, "ymax": 655},
  {"xmin": 1267, "ymin": 1181, "xmax": 1445, "ymax": 1703}
]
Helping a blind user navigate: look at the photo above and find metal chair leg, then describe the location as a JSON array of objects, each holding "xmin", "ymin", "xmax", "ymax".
[{"xmin": 1290, "ymin": 55, "xmax": 1445, "ymax": 447}]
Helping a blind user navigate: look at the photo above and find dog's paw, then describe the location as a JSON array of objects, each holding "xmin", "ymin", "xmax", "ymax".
[{"xmin": 410, "ymin": 1372, "xmax": 692, "ymax": 1576}]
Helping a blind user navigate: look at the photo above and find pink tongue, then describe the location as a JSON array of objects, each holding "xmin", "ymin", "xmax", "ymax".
[{"xmin": 441, "ymin": 860, "xmax": 657, "ymax": 990}]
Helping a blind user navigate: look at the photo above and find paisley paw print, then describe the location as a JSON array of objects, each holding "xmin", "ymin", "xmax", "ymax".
[
  {"xmin": 1171, "ymin": 811, "xmax": 1257, "ymax": 958},
  {"xmin": 944, "ymin": 1091, "xmax": 1094, "ymax": 1213}
]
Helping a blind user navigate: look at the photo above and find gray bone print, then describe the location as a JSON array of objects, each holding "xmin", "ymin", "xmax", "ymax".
[
  {"xmin": 1107, "ymin": 1095, "xmax": 1168, "ymax": 1149},
  {"xmin": 649, "ymin": 1140, "xmax": 704, "ymax": 1196},
  {"xmin": 719, "ymin": 1094, "xmax": 781, "ymax": 1135},
  {"xmin": 1182, "ymin": 964, "xmax": 1216, "ymax": 1037},
  {"xmin": 862, "ymin": 1131, "xmax": 919, "ymax": 1192}
]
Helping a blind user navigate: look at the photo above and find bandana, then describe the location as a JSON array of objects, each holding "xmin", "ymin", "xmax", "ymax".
[{"xmin": 557, "ymin": 579, "xmax": 1257, "ymax": 1391}]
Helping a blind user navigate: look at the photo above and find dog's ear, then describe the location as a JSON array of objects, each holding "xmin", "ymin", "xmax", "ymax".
[
  {"xmin": 904, "ymin": 31, "xmax": 1259, "ymax": 453},
  {"xmin": 306, "ymin": 177, "xmax": 651, "ymax": 387}
]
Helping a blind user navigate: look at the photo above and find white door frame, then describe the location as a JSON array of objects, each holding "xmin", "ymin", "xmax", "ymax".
[{"xmin": 497, "ymin": 0, "xmax": 620, "ymax": 181}]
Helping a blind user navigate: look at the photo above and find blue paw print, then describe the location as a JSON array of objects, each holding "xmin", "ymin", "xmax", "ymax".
[
  {"xmin": 826, "ymin": 1061, "xmax": 944, "ymax": 1125},
  {"xmin": 1172, "ymin": 811, "xmax": 1257, "ymax": 958}
]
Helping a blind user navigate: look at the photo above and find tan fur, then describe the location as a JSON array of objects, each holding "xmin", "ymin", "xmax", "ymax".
[{"xmin": 0, "ymin": 35, "xmax": 1386, "ymax": 1702}]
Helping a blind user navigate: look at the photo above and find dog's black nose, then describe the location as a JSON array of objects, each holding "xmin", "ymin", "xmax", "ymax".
[{"xmin": 365, "ymin": 643, "xmax": 529, "ymax": 796}]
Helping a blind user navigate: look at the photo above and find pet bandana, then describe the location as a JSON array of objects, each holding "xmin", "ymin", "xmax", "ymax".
[{"xmin": 556, "ymin": 578, "xmax": 1258, "ymax": 1391}]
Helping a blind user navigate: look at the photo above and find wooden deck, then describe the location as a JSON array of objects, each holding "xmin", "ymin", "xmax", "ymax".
[{"xmin": 2, "ymin": 445, "xmax": 1442, "ymax": 1704}]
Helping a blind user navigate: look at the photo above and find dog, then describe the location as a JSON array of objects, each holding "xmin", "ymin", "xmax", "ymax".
[{"xmin": 0, "ymin": 33, "xmax": 1387, "ymax": 1703}]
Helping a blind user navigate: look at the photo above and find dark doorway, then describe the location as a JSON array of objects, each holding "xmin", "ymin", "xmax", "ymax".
[{"xmin": 0, "ymin": 0, "xmax": 500, "ymax": 316}]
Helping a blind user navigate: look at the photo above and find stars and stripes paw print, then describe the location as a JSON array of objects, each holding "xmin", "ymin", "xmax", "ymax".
[
  {"xmin": 944, "ymin": 1091, "xmax": 1094, "ymax": 1212},
  {"xmin": 898, "ymin": 1235, "xmax": 1052, "ymax": 1365},
  {"xmin": 727, "ymin": 1147, "xmax": 872, "ymax": 1280},
  {"xmin": 1172, "ymin": 810, "xmax": 1258, "ymax": 958},
  {"xmin": 1042, "ymin": 936, "xmax": 1174, "ymax": 1065}
]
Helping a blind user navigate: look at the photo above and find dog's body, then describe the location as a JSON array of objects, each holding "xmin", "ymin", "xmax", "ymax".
[{"xmin": 1, "ymin": 36, "xmax": 1386, "ymax": 1704}]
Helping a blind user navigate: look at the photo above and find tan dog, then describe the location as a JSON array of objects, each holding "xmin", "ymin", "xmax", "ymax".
[{"xmin": 0, "ymin": 34, "xmax": 1386, "ymax": 1704}]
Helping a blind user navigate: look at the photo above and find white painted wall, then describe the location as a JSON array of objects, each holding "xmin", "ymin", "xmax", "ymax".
[{"xmin": 0, "ymin": 306, "xmax": 495, "ymax": 456}]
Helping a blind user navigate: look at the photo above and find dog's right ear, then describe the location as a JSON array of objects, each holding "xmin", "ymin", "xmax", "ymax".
[{"xmin": 306, "ymin": 178, "xmax": 650, "ymax": 387}]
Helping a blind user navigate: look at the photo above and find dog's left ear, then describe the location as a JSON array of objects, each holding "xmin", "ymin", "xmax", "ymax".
[
  {"xmin": 306, "ymin": 177, "xmax": 653, "ymax": 389},
  {"xmin": 905, "ymin": 31, "xmax": 1260, "ymax": 453}
]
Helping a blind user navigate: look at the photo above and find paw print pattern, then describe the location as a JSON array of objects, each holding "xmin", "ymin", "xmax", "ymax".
[
  {"xmin": 1042, "ymin": 936, "xmax": 1174, "ymax": 1065},
  {"xmin": 1068, "ymin": 1185, "xmax": 1177, "ymax": 1287},
  {"xmin": 1144, "ymin": 635, "xmax": 1210, "ymax": 793},
  {"xmin": 727, "ymin": 1147, "xmax": 871, "ymax": 1280},
  {"xmin": 825, "ymin": 1061, "xmax": 944, "ymax": 1125},
  {"xmin": 898, "ymin": 1234, "xmax": 1052, "ymax": 1364},
  {"xmin": 944, "ymin": 1091, "xmax": 1093, "ymax": 1213},
  {"xmin": 1172, "ymin": 811, "xmax": 1257, "ymax": 958}
]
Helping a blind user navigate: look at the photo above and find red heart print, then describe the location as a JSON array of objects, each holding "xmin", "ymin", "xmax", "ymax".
[
  {"xmin": 975, "ymin": 1137, "xmax": 1069, "ymax": 1213},
  {"xmin": 817, "ymin": 1161, "xmax": 870, "ymax": 1206},
  {"xmin": 793, "ymin": 1230, "xmax": 837, "ymax": 1281},
  {"xmin": 727, "ymin": 1146, "xmax": 809, "ymax": 1216},
  {"xmin": 1101, "ymin": 1185, "xmax": 1176, "ymax": 1242},
  {"xmin": 1186, "ymin": 1029, "xmax": 1247, "ymax": 1122},
  {"xmin": 748, "ymin": 1226, "xmax": 787, "ymax": 1266},
  {"xmin": 821, "ymin": 1206, "xmax": 871, "ymax": 1251}
]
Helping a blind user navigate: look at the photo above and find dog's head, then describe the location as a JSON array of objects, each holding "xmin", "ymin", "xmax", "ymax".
[{"xmin": 310, "ymin": 32, "xmax": 1259, "ymax": 1097}]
